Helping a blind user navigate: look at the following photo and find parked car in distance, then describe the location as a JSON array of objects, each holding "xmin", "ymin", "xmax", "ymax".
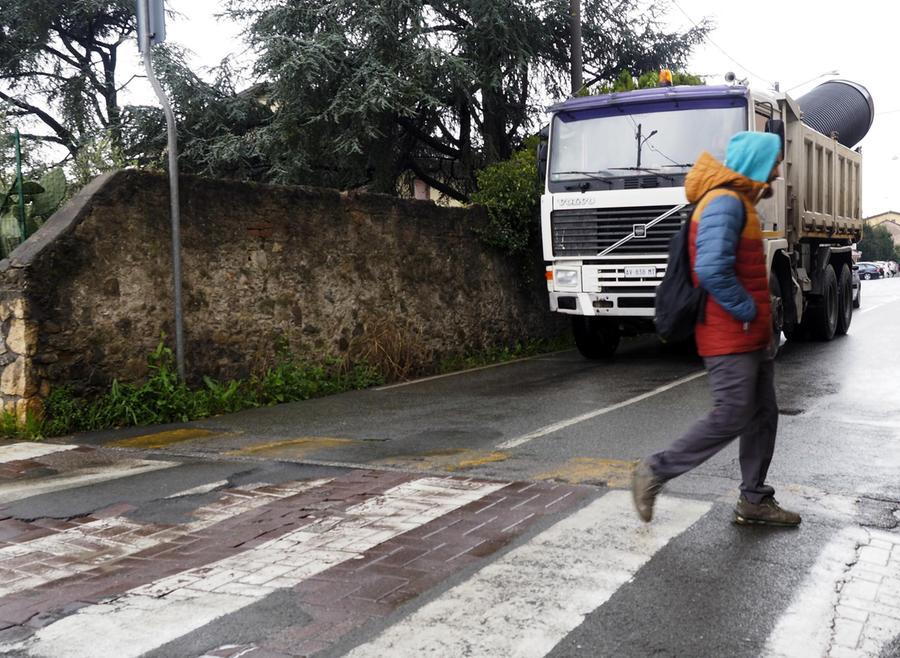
[
  {"xmin": 873, "ymin": 261, "xmax": 893, "ymax": 277},
  {"xmin": 856, "ymin": 262, "xmax": 882, "ymax": 280}
]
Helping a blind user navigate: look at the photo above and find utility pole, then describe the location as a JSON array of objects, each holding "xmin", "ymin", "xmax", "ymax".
[
  {"xmin": 136, "ymin": 0, "xmax": 185, "ymax": 380},
  {"xmin": 570, "ymin": 0, "xmax": 583, "ymax": 96},
  {"xmin": 13, "ymin": 129, "xmax": 25, "ymax": 243}
]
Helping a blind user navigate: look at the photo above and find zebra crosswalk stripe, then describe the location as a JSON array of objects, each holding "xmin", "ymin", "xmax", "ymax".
[
  {"xmin": 763, "ymin": 526, "xmax": 900, "ymax": 657},
  {"xmin": 1, "ymin": 477, "xmax": 506, "ymax": 658},
  {"xmin": 0, "ymin": 479, "xmax": 333, "ymax": 598},
  {"xmin": 345, "ymin": 490, "xmax": 711, "ymax": 658},
  {"xmin": 0, "ymin": 442, "xmax": 76, "ymax": 463},
  {"xmin": 0, "ymin": 458, "xmax": 178, "ymax": 504}
]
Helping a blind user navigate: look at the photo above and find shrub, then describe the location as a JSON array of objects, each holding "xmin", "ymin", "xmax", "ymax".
[{"xmin": 471, "ymin": 136, "xmax": 541, "ymax": 257}]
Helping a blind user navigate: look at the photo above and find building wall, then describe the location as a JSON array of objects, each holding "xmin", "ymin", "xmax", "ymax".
[{"xmin": 0, "ymin": 170, "xmax": 565, "ymax": 417}]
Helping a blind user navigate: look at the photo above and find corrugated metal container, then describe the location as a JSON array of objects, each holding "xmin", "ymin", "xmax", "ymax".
[{"xmin": 796, "ymin": 80, "xmax": 875, "ymax": 148}]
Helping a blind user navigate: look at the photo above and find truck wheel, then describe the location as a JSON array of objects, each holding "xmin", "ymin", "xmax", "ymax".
[
  {"xmin": 572, "ymin": 317, "xmax": 620, "ymax": 359},
  {"xmin": 836, "ymin": 264, "xmax": 853, "ymax": 335},
  {"xmin": 853, "ymin": 282, "xmax": 861, "ymax": 309},
  {"xmin": 809, "ymin": 265, "xmax": 838, "ymax": 341}
]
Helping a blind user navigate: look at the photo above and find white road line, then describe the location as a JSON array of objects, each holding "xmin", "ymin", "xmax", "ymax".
[
  {"xmin": 0, "ymin": 442, "xmax": 76, "ymax": 463},
  {"xmin": 346, "ymin": 490, "xmax": 711, "ymax": 658},
  {"xmin": 764, "ymin": 526, "xmax": 900, "ymax": 658},
  {"xmin": 0, "ymin": 479, "xmax": 332, "ymax": 597},
  {"xmin": 0, "ymin": 459, "xmax": 177, "ymax": 504},
  {"xmin": 3, "ymin": 477, "xmax": 506, "ymax": 658},
  {"xmin": 375, "ymin": 350, "xmax": 572, "ymax": 391},
  {"xmin": 496, "ymin": 371, "xmax": 708, "ymax": 449},
  {"xmin": 860, "ymin": 303, "xmax": 885, "ymax": 314},
  {"xmin": 165, "ymin": 480, "xmax": 230, "ymax": 498}
]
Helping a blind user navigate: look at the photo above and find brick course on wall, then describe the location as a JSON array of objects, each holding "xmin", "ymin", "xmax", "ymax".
[{"xmin": 0, "ymin": 170, "xmax": 565, "ymax": 418}]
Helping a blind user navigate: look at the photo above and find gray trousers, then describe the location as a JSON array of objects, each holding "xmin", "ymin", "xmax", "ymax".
[{"xmin": 648, "ymin": 350, "xmax": 778, "ymax": 504}]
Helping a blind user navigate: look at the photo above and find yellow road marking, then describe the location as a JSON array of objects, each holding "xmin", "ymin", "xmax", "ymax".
[
  {"xmin": 374, "ymin": 448, "xmax": 508, "ymax": 472},
  {"xmin": 536, "ymin": 457, "xmax": 634, "ymax": 488},
  {"xmin": 107, "ymin": 429, "xmax": 220, "ymax": 449},
  {"xmin": 449, "ymin": 452, "xmax": 508, "ymax": 471},
  {"xmin": 225, "ymin": 437, "xmax": 356, "ymax": 458}
]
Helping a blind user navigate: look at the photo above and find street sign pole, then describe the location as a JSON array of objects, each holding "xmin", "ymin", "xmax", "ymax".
[
  {"xmin": 13, "ymin": 129, "xmax": 25, "ymax": 243},
  {"xmin": 136, "ymin": 0, "xmax": 185, "ymax": 380}
]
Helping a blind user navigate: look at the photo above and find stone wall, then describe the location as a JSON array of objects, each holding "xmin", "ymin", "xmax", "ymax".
[{"xmin": 0, "ymin": 170, "xmax": 565, "ymax": 418}]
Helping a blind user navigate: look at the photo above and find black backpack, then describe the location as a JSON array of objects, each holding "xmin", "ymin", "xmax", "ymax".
[{"xmin": 654, "ymin": 213, "xmax": 707, "ymax": 343}]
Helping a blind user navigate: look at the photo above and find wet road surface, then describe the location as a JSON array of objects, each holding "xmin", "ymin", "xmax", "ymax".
[{"xmin": 0, "ymin": 277, "xmax": 899, "ymax": 657}]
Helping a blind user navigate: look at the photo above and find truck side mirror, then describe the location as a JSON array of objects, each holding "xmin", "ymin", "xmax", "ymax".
[
  {"xmin": 537, "ymin": 124, "xmax": 549, "ymax": 185},
  {"xmin": 765, "ymin": 118, "xmax": 785, "ymax": 154}
]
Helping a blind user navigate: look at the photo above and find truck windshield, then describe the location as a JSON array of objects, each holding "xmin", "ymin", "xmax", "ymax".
[{"xmin": 549, "ymin": 99, "xmax": 747, "ymax": 184}]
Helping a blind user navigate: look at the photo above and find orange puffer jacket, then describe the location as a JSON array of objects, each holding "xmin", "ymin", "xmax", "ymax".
[{"xmin": 686, "ymin": 152, "xmax": 772, "ymax": 357}]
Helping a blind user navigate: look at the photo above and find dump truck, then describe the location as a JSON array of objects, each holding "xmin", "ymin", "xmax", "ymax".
[{"xmin": 538, "ymin": 75, "xmax": 874, "ymax": 358}]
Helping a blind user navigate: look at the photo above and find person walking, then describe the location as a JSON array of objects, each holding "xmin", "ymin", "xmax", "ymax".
[{"xmin": 632, "ymin": 131, "xmax": 801, "ymax": 527}]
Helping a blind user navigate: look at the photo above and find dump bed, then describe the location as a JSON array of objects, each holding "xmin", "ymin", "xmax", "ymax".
[{"xmin": 784, "ymin": 98, "xmax": 862, "ymax": 243}]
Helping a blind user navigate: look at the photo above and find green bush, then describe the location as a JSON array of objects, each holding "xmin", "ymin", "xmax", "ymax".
[
  {"xmin": 36, "ymin": 341, "xmax": 383, "ymax": 438},
  {"xmin": 594, "ymin": 69, "xmax": 704, "ymax": 94},
  {"xmin": 471, "ymin": 136, "xmax": 541, "ymax": 256}
]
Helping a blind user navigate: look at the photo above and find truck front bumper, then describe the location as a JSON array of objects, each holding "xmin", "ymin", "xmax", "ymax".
[{"xmin": 548, "ymin": 291, "xmax": 656, "ymax": 317}]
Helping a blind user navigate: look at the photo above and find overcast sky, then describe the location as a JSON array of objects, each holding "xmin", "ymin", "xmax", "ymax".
[{"xmin": 122, "ymin": 0, "xmax": 898, "ymax": 216}]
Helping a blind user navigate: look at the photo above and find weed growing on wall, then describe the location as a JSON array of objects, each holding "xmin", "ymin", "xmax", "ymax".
[
  {"xmin": 2, "ymin": 335, "xmax": 573, "ymax": 441},
  {"xmin": 34, "ymin": 341, "xmax": 383, "ymax": 438}
]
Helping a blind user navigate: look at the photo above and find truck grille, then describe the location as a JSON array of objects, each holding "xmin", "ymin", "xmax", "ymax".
[{"xmin": 550, "ymin": 205, "xmax": 691, "ymax": 257}]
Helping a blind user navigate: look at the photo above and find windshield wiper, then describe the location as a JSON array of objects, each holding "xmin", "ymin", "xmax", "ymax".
[
  {"xmin": 554, "ymin": 171, "xmax": 614, "ymax": 190},
  {"xmin": 608, "ymin": 166, "xmax": 676, "ymax": 183}
]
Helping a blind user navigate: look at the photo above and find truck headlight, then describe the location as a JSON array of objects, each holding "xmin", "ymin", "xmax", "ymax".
[{"xmin": 555, "ymin": 268, "xmax": 579, "ymax": 288}]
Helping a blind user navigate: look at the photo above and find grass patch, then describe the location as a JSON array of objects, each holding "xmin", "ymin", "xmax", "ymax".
[
  {"xmin": 1, "ymin": 334, "xmax": 572, "ymax": 441},
  {"xmin": 9, "ymin": 341, "xmax": 382, "ymax": 440}
]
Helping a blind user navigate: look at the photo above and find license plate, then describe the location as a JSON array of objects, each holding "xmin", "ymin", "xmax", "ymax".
[{"xmin": 623, "ymin": 266, "xmax": 657, "ymax": 279}]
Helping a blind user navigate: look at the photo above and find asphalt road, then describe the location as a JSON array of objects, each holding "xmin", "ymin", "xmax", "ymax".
[
  {"xmin": 79, "ymin": 274, "xmax": 900, "ymax": 502},
  {"xmin": 2, "ymin": 276, "xmax": 899, "ymax": 657}
]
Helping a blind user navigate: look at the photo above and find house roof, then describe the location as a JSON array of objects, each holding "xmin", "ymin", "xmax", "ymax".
[{"xmin": 864, "ymin": 211, "xmax": 900, "ymax": 221}]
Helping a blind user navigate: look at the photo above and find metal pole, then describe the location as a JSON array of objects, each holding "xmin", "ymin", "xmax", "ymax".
[
  {"xmin": 138, "ymin": 0, "xmax": 185, "ymax": 380},
  {"xmin": 13, "ymin": 129, "xmax": 25, "ymax": 242},
  {"xmin": 570, "ymin": 0, "xmax": 583, "ymax": 96}
]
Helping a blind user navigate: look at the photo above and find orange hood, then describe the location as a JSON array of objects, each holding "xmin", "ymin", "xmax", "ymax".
[{"xmin": 685, "ymin": 152, "xmax": 769, "ymax": 205}]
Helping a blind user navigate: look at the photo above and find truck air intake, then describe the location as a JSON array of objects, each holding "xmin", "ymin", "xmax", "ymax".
[{"xmin": 796, "ymin": 80, "xmax": 875, "ymax": 148}]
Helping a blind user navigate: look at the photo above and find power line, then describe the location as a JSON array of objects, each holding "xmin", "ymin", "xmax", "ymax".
[{"xmin": 670, "ymin": 0, "xmax": 775, "ymax": 87}]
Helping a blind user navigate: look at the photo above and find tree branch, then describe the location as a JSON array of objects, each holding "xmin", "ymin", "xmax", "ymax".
[
  {"xmin": 18, "ymin": 133, "xmax": 68, "ymax": 146},
  {"xmin": 1, "ymin": 70, "xmax": 70, "ymax": 83},
  {"xmin": 0, "ymin": 89, "xmax": 78, "ymax": 155},
  {"xmin": 39, "ymin": 45, "xmax": 82, "ymax": 69},
  {"xmin": 407, "ymin": 158, "xmax": 469, "ymax": 203},
  {"xmin": 397, "ymin": 117, "xmax": 461, "ymax": 159},
  {"xmin": 57, "ymin": 34, "xmax": 91, "ymax": 67},
  {"xmin": 115, "ymin": 74, "xmax": 143, "ymax": 92}
]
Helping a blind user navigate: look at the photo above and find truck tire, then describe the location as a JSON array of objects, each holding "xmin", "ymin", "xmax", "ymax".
[
  {"xmin": 809, "ymin": 264, "xmax": 838, "ymax": 341},
  {"xmin": 853, "ymin": 282, "xmax": 861, "ymax": 309},
  {"xmin": 836, "ymin": 264, "xmax": 853, "ymax": 335},
  {"xmin": 572, "ymin": 317, "xmax": 620, "ymax": 359}
]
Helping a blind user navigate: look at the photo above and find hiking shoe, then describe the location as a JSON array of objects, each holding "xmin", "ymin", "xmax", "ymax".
[
  {"xmin": 734, "ymin": 495, "xmax": 801, "ymax": 527},
  {"xmin": 631, "ymin": 460, "xmax": 664, "ymax": 523}
]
